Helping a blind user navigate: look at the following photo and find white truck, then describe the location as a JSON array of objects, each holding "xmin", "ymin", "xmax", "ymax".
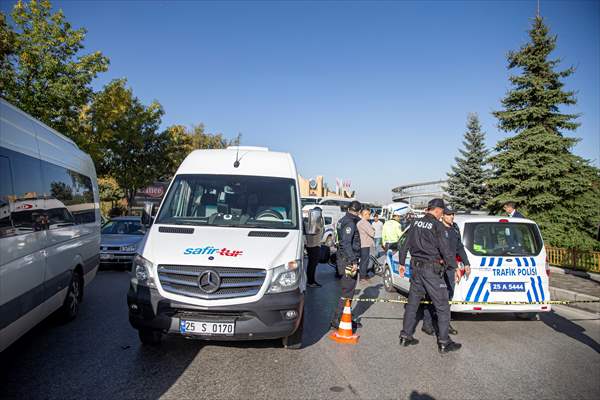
[{"xmin": 127, "ymin": 146, "xmax": 321, "ymax": 349}]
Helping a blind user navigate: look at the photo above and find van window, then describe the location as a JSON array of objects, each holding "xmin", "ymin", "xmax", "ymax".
[
  {"xmin": 0, "ymin": 156, "xmax": 15, "ymax": 237},
  {"xmin": 42, "ymin": 162, "xmax": 96, "ymax": 225},
  {"xmin": 156, "ymin": 174, "xmax": 299, "ymax": 230},
  {"xmin": 464, "ymin": 222, "xmax": 543, "ymax": 257},
  {"xmin": 0, "ymin": 146, "xmax": 97, "ymax": 238}
]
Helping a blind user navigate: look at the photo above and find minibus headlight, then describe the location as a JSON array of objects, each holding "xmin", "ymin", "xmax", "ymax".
[
  {"xmin": 267, "ymin": 260, "xmax": 302, "ymax": 293},
  {"xmin": 133, "ymin": 254, "xmax": 156, "ymax": 287}
]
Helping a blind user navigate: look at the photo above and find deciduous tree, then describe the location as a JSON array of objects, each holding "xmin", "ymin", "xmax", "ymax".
[{"xmin": 0, "ymin": 0, "xmax": 109, "ymax": 139}]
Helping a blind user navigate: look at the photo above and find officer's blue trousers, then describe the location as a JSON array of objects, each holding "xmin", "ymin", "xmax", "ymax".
[
  {"xmin": 422, "ymin": 267, "xmax": 456, "ymax": 331},
  {"xmin": 400, "ymin": 262, "xmax": 451, "ymax": 344}
]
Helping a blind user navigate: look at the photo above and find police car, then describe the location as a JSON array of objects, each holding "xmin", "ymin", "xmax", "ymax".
[{"xmin": 382, "ymin": 215, "xmax": 551, "ymax": 317}]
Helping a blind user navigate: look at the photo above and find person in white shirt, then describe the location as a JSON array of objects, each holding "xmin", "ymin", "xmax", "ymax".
[{"xmin": 372, "ymin": 213, "xmax": 384, "ymax": 252}]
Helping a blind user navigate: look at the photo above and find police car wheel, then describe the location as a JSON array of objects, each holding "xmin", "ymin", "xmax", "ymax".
[
  {"xmin": 282, "ymin": 310, "xmax": 304, "ymax": 350},
  {"xmin": 383, "ymin": 266, "xmax": 395, "ymax": 293}
]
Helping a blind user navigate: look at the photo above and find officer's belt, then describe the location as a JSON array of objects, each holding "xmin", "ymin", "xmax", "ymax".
[{"xmin": 412, "ymin": 259, "xmax": 443, "ymax": 267}]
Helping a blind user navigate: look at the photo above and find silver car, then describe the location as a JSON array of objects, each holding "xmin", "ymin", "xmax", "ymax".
[{"xmin": 100, "ymin": 217, "xmax": 145, "ymax": 269}]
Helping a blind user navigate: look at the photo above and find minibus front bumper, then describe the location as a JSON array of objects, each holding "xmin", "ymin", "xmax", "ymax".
[{"xmin": 127, "ymin": 281, "xmax": 304, "ymax": 340}]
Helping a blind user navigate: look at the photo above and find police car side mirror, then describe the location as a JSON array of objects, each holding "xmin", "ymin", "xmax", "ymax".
[{"xmin": 304, "ymin": 209, "xmax": 323, "ymax": 235}]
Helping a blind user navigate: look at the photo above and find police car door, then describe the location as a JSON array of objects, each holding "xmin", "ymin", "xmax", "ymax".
[
  {"xmin": 387, "ymin": 235, "xmax": 411, "ymax": 292},
  {"xmin": 453, "ymin": 218, "xmax": 550, "ymax": 313}
]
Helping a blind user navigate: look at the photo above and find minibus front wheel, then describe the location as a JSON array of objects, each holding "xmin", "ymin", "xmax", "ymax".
[
  {"xmin": 59, "ymin": 269, "xmax": 83, "ymax": 322},
  {"xmin": 138, "ymin": 328, "xmax": 163, "ymax": 346}
]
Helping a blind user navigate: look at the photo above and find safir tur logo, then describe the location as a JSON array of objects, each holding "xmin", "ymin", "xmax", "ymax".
[{"xmin": 183, "ymin": 246, "xmax": 244, "ymax": 257}]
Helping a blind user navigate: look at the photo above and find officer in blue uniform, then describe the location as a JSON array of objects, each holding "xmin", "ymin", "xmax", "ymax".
[
  {"xmin": 421, "ymin": 205, "xmax": 471, "ymax": 336},
  {"xmin": 398, "ymin": 198, "xmax": 462, "ymax": 353},
  {"xmin": 330, "ymin": 200, "xmax": 362, "ymax": 329}
]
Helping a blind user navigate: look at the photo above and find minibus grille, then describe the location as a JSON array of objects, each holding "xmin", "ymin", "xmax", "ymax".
[{"xmin": 157, "ymin": 265, "xmax": 267, "ymax": 300}]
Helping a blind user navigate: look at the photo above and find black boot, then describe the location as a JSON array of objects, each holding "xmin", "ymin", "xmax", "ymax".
[
  {"xmin": 438, "ymin": 340, "xmax": 462, "ymax": 354},
  {"xmin": 421, "ymin": 326, "xmax": 435, "ymax": 336},
  {"xmin": 399, "ymin": 336, "xmax": 419, "ymax": 347}
]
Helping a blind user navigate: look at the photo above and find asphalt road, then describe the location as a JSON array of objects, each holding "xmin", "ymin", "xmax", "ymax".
[{"xmin": 1, "ymin": 265, "xmax": 599, "ymax": 400}]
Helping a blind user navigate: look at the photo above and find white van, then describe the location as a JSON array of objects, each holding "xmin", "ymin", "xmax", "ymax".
[
  {"xmin": 382, "ymin": 215, "xmax": 551, "ymax": 317},
  {"xmin": 0, "ymin": 98, "xmax": 101, "ymax": 352},
  {"xmin": 127, "ymin": 146, "xmax": 317, "ymax": 348}
]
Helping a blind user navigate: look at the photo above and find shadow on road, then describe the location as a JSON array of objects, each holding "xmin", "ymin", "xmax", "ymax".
[
  {"xmin": 409, "ymin": 391, "xmax": 436, "ymax": 400},
  {"xmin": 353, "ymin": 283, "xmax": 383, "ymax": 321},
  {"xmin": 540, "ymin": 310, "xmax": 600, "ymax": 354}
]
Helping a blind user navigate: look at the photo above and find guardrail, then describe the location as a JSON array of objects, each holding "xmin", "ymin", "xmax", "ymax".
[{"xmin": 546, "ymin": 246, "xmax": 600, "ymax": 273}]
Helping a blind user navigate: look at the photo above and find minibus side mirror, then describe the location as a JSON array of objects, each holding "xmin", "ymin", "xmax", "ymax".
[
  {"xmin": 142, "ymin": 202, "xmax": 153, "ymax": 227},
  {"xmin": 304, "ymin": 208, "xmax": 324, "ymax": 235}
]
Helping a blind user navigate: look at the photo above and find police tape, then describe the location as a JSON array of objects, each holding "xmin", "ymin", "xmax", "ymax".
[{"xmin": 342, "ymin": 297, "xmax": 600, "ymax": 305}]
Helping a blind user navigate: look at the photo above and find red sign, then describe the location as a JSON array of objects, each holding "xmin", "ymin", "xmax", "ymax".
[{"xmin": 141, "ymin": 186, "xmax": 165, "ymax": 198}]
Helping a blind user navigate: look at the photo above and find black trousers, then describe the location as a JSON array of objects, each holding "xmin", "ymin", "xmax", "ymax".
[
  {"xmin": 359, "ymin": 247, "xmax": 371, "ymax": 277},
  {"xmin": 422, "ymin": 267, "xmax": 456, "ymax": 330},
  {"xmin": 306, "ymin": 246, "xmax": 320, "ymax": 284},
  {"xmin": 400, "ymin": 261, "xmax": 451, "ymax": 344},
  {"xmin": 330, "ymin": 257, "xmax": 358, "ymax": 326}
]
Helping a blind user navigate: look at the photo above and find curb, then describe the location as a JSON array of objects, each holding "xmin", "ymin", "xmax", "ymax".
[
  {"xmin": 549, "ymin": 286, "xmax": 600, "ymax": 314},
  {"xmin": 549, "ymin": 265, "xmax": 600, "ymax": 284}
]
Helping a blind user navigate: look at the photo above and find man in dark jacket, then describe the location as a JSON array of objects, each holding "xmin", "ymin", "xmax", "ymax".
[
  {"xmin": 398, "ymin": 198, "xmax": 462, "ymax": 353},
  {"xmin": 503, "ymin": 201, "xmax": 525, "ymax": 218},
  {"xmin": 330, "ymin": 200, "xmax": 362, "ymax": 329},
  {"xmin": 421, "ymin": 205, "xmax": 471, "ymax": 336}
]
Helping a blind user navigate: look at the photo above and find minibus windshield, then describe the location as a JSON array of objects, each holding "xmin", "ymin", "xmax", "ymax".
[
  {"xmin": 463, "ymin": 222, "xmax": 543, "ymax": 257},
  {"xmin": 156, "ymin": 174, "xmax": 299, "ymax": 230}
]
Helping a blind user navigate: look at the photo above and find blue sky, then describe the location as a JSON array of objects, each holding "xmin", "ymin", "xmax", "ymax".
[{"xmin": 2, "ymin": 0, "xmax": 599, "ymax": 203}]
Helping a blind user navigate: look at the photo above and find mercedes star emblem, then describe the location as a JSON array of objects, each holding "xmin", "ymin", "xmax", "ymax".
[{"xmin": 198, "ymin": 270, "xmax": 221, "ymax": 294}]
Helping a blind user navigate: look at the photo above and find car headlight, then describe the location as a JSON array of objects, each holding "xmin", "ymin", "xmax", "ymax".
[
  {"xmin": 267, "ymin": 259, "xmax": 302, "ymax": 294},
  {"xmin": 122, "ymin": 245, "xmax": 137, "ymax": 252},
  {"xmin": 132, "ymin": 254, "xmax": 155, "ymax": 287}
]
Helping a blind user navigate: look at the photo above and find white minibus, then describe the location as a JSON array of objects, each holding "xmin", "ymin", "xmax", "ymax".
[
  {"xmin": 127, "ymin": 146, "xmax": 321, "ymax": 349},
  {"xmin": 0, "ymin": 98, "xmax": 100, "ymax": 352}
]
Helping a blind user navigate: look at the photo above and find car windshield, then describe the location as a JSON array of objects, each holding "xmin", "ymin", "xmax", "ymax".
[
  {"xmin": 101, "ymin": 220, "xmax": 145, "ymax": 235},
  {"xmin": 464, "ymin": 222, "xmax": 543, "ymax": 257},
  {"xmin": 156, "ymin": 174, "xmax": 299, "ymax": 230}
]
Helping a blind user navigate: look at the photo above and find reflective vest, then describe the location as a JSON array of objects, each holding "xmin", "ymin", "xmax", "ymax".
[{"xmin": 382, "ymin": 219, "xmax": 403, "ymax": 245}]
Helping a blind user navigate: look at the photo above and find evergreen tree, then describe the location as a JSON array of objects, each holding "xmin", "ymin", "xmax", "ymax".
[
  {"xmin": 488, "ymin": 16, "xmax": 600, "ymax": 250},
  {"xmin": 446, "ymin": 113, "xmax": 490, "ymax": 210}
]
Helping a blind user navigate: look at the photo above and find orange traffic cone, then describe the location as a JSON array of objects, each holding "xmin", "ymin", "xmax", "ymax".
[{"xmin": 329, "ymin": 299, "xmax": 359, "ymax": 344}]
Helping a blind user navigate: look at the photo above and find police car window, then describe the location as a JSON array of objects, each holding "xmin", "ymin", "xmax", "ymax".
[
  {"xmin": 465, "ymin": 222, "xmax": 542, "ymax": 257},
  {"xmin": 156, "ymin": 174, "xmax": 299, "ymax": 230}
]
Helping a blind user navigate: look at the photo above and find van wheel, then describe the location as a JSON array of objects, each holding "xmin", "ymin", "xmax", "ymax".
[
  {"xmin": 383, "ymin": 265, "xmax": 395, "ymax": 293},
  {"xmin": 138, "ymin": 329, "xmax": 163, "ymax": 346},
  {"xmin": 59, "ymin": 270, "xmax": 83, "ymax": 322},
  {"xmin": 282, "ymin": 310, "xmax": 304, "ymax": 350},
  {"xmin": 515, "ymin": 312, "xmax": 538, "ymax": 321}
]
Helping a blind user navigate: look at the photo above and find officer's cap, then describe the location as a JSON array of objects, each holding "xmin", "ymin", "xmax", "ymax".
[
  {"xmin": 348, "ymin": 200, "xmax": 362, "ymax": 212},
  {"xmin": 427, "ymin": 198, "xmax": 445, "ymax": 210},
  {"xmin": 443, "ymin": 205, "xmax": 455, "ymax": 215}
]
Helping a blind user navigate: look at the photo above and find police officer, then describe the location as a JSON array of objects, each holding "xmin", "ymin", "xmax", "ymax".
[
  {"xmin": 421, "ymin": 205, "xmax": 471, "ymax": 336},
  {"xmin": 398, "ymin": 198, "xmax": 462, "ymax": 353},
  {"xmin": 330, "ymin": 200, "xmax": 362, "ymax": 329}
]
